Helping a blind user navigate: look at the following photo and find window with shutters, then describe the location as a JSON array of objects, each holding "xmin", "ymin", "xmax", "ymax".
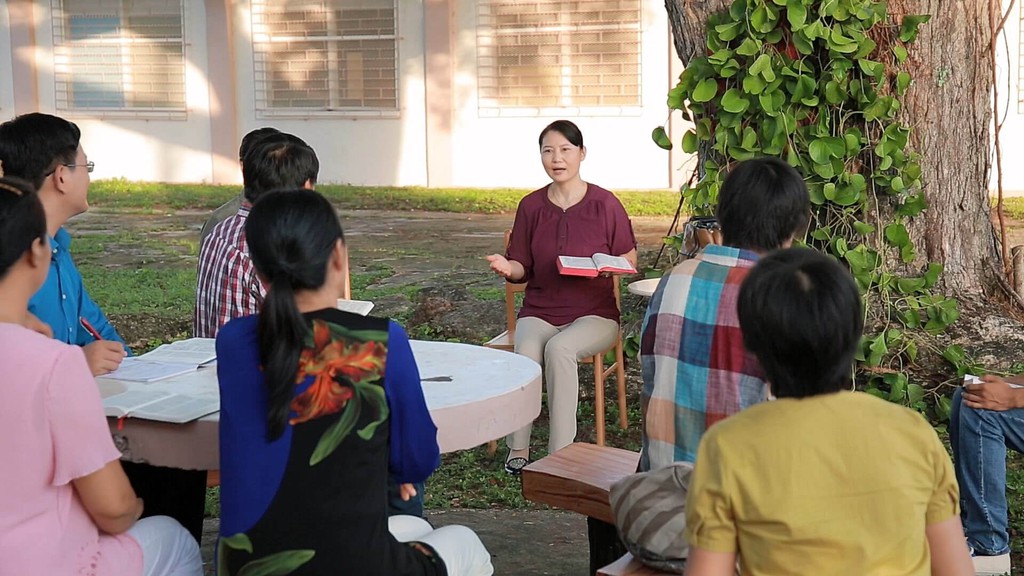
[
  {"xmin": 477, "ymin": 0, "xmax": 642, "ymax": 114},
  {"xmin": 251, "ymin": 0, "xmax": 399, "ymax": 116},
  {"xmin": 51, "ymin": 0, "xmax": 186, "ymax": 116}
]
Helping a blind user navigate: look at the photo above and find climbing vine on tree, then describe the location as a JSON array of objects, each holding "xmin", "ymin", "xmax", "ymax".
[{"xmin": 653, "ymin": 0, "xmax": 963, "ymax": 419}]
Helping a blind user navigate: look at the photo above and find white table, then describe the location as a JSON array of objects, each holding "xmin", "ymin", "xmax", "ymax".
[
  {"xmin": 101, "ymin": 341, "xmax": 541, "ymax": 470},
  {"xmin": 627, "ymin": 277, "xmax": 661, "ymax": 298}
]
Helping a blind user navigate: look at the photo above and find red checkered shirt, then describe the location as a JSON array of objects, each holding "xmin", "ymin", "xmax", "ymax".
[{"xmin": 194, "ymin": 205, "xmax": 265, "ymax": 338}]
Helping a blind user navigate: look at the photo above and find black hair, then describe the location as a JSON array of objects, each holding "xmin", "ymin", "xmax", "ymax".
[
  {"xmin": 238, "ymin": 127, "xmax": 281, "ymax": 162},
  {"xmin": 715, "ymin": 157, "xmax": 810, "ymax": 252},
  {"xmin": 0, "ymin": 177, "xmax": 47, "ymax": 280},
  {"xmin": 538, "ymin": 119, "xmax": 584, "ymax": 149},
  {"xmin": 245, "ymin": 189, "xmax": 345, "ymax": 440},
  {"xmin": 0, "ymin": 113, "xmax": 82, "ymax": 190},
  {"xmin": 241, "ymin": 133, "xmax": 319, "ymax": 203},
  {"xmin": 737, "ymin": 247, "xmax": 863, "ymax": 399}
]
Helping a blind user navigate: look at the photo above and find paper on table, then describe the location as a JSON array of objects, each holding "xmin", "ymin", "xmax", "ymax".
[
  {"xmin": 103, "ymin": 389, "xmax": 219, "ymax": 424},
  {"xmin": 336, "ymin": 299, "xmax": 375, "ymax": 316},
  {"xmin": 139, "ymin": 338, "xmax": 216, "ymax": 366},
  {"xmin": 100, "ymin": 358, "xmax": 198, "ymax": 383}
]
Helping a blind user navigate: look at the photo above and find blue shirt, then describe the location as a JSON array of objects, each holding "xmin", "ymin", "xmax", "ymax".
[{"xmin": 28, "ymin": 228, "xmax": 127, "ymax": 348}]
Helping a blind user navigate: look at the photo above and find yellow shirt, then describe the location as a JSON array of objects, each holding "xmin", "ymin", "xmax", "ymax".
[{"xmin": 685, "ymin": 391, "xmax": 959, "ymax": 575}]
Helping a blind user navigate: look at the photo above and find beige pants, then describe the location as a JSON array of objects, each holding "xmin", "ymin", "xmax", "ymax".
[{"xmin": 507, "ymin": 315, "xmax": 619, "ymax": 454}]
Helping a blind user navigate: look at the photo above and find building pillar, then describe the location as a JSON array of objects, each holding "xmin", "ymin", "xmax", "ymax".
[
  {"xmin": 423, "ymin": 0, "xmax": 454, "ymax": 187},
  {"xmin": 9, "ymin": 0, "xmax": 40, "ymax": 115},
  {"xmin": 206, "ymin": 0, "xmax": 240, "ymax": 184}
]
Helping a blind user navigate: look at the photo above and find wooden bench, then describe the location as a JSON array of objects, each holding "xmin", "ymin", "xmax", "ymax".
[
  {"xmin": 521, "ymin": 443, "xmax": 647, "ymax": 573},
  {"xmin": 521, "ymin": 442, "xmax": 640, "ymax": 524},
  {"xmin": 598, "ymin": 553, "xmax": 677, "ymax": 576}
]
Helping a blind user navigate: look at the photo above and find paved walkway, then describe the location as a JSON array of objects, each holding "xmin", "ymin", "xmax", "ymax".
[{"xmin": 201, "ymin": 509, "xmax": 591, "ymax": 575}]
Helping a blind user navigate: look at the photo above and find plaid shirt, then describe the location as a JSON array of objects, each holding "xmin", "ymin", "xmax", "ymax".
[
  {"xmin": 194, "ymin": 206, "xmax": 265, "ymax": 338},
  {"xmin": 639, "ymin": 244, "xmax": 768, "ymax": 471}
]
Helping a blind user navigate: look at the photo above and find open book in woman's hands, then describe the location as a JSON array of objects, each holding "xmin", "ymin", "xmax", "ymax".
[{"xmin": 557, "ymin": 253, "xmax": 637, "ymax": 277}]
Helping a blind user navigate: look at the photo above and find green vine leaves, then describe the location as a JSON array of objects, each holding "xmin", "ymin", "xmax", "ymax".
[{"xmin": 655, "ymin": 0, "xmax": 961, "ymax": 419}]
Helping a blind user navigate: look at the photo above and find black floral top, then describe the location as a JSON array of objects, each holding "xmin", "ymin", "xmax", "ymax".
[{"xmin": 216, "ymin": 308, "xmax": 444, "ymax": 575}]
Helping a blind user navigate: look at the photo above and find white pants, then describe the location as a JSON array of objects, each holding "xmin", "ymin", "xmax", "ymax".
[
  {"xmin": 389, "ymin": 515, "xmax": 494, "ymax": 576},
  {"xmin": 508, "ymin": 315, "xmax": 619, "ymax": 453},
  {"xmin": 126, "ymin": 516, "xmax": 203, "ymax": 576}
]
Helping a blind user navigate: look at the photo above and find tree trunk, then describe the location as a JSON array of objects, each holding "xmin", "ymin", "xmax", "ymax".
[
  {"xmin": 889, "ymin": 0, "xmax": 1000, "ymax": 296},
  {"xmin": 665, "ymin": 0, "xmax": 1003, "ymax": 298}
]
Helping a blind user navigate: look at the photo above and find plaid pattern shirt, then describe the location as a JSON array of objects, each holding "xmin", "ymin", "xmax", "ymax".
[
  {"xmin": 639, "ymin": 244, "xmax": 768, "ymax": 471},
  {"xmin": 193, "ymin": 206, "xmax": 265, "ymax": 338}
]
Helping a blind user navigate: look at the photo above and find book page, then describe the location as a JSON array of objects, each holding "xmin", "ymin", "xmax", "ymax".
[
  {"xmin": 100, "ymin": 358, "xmax": 198, "ymax": 383},
  {"xmin": 140, "ymin": 338, "xmax": 216, "ymax": 366},
  {"xmin": 131, "ymin": 395, "xmax": 220, "ymax": 424},
  {"xmin": 558, "ymin": 256, "xmax": 598, "ymax": 270},
  {"xmin": 336, "ymin": 299, "xmax": 375, "ymax": 316},
  {"xmin": 103, "ymin": 389, "xmax": 173, "ymax": 418},
  {"xmin": 591, "ymin": 253, "xmax": 636, "ymax": 273}
]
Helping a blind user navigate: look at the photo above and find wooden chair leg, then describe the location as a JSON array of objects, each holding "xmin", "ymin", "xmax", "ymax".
[
  {"xmin": 594, "ymin": 354, "xmax": 606, "ymax": 446},
  {"xmin": 487, "ymin": 439, "xmax": 498, "ymax": 455},
  {"xmin": 615, "ymin": 335, "xmax": 628, "ymax": 430}
]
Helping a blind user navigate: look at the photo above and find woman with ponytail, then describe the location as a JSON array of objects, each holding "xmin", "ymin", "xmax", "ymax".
[
  {"xmin": 0, "ymin": 177, "xmax": 201, "ymax": 575},
  {"xmin": 215, "ymin": 189, "xmax": 493, "ymax": 576}
]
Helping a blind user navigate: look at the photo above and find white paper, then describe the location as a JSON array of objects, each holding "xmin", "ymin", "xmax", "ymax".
[
  {"xmin": 336, "ymin": 299, "xmax": 375, "ymax": 316},
  {"xmin": 558, "ymin": 256, "xmax": 598, "ymax": 270},
  {"xmin": 101, "ymin": 358, "xmax": 198, "ymax": 383},
  {"xmin": 591, "ymin": 252, "xmax": 636, "ymax": 273},
  {"xmin": 965, "ymin": 374, "xmax": 1023, "ymax": 389},
  {"xmin": 103, "ymin": 389, "xmax": 219, "ymax": 423},
  {"xmin": 139, "ymin": 338, "xmax": 216, "ymax": 366}
]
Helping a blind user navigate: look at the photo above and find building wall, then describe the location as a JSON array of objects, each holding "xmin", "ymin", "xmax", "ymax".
[
  {"xmin": 229, "ymin": 0, "xmax": 429, "ymax": 187},
  {"xmin": 992, "ymin": 0, "xmax": 1024, "ymax": 195},
  {"xmin": 1, "ymin": 0, "xmax": 677, "ymax": 189},
  {"xmin": 448, "ymin": 1, "xmax": 674, "ymax": 190},
  {"xmin": 0, "ymin": 2, "xmax": 15, "ymax": 115},
  {"xmin": 12, "ymin": 0, "xmax": 216, "ymax": 183}
]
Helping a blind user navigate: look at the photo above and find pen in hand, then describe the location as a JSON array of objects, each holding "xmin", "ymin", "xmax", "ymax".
[{"xmin": 80, "ymin": 317, "xmax": 103, "ymax": 341}]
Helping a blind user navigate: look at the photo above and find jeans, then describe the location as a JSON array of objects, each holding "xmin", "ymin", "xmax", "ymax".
[{"xmin": 950, "ymin": 387, "xmax": 1024, "ymax": 555}]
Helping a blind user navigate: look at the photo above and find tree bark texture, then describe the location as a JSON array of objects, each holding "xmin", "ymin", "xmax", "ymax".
[
  {"xmin": 665, "ymin": 0, "xmax": 1002, "ymax": 297},
  {"xmin": 888, "ymin": 0, "xmax": 1000, "ymax": 296}
]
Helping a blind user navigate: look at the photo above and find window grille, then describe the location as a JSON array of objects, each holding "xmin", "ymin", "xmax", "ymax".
[
  {"xmin": 51, "ymin": 0, "xmax": 186, "ymax": 114},
  {"xmin": 477, "ymin": 0, "xmax": 642, "ymax": 111},
  {"xmin": 251, "ymin": 0, "xmax": 398, "ymax": 114}
]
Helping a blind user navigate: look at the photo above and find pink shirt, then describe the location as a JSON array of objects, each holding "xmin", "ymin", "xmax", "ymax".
[
  {"xmin": 507, "ymin": 183, "xmax": 637, "ymax": 325},
  {"xmin": 0, "ymin": 324, "xmax": 142, "ymax": 576}
]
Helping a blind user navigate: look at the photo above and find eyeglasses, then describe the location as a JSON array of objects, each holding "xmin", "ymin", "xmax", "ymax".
[{"xmin": 64, "ymin": 161, "xmax": 95, "ymax": 173}]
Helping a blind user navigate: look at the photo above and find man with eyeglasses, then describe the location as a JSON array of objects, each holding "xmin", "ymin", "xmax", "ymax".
[
  {"xmin": 0, "ymin": 112, "xmax": 209, "ymax": 544},
  {"xmin": 0, "ymin": 113, "xmax": 126, "ymax": 376}
]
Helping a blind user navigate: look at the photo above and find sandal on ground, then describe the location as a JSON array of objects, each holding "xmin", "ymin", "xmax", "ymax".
[{"xmin": 504, "ymin": 456, "xmax": 530, "ymax": 476}]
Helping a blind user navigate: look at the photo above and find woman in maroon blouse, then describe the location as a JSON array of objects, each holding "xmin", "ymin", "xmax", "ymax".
[{"xmin": 487, "ymin": 120, "xmax": 637, "ymax": 474}]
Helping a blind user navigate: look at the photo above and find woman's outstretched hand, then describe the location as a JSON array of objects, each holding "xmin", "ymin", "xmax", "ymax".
[{"xmin": 487, "ymin": 254, "xmax": 513, "ymax": 278}]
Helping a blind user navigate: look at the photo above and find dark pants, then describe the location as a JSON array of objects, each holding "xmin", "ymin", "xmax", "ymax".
[
  {"xmin": 122, "ymin": 461, "xmax": 207, "ymax": 542},
  {"xmin": 388, "ymin": 476, "xmax": 425, "ymax": 518},
  {"xmin": 588, "ymin": 517, "xmax": 627, "ymax": 574}
]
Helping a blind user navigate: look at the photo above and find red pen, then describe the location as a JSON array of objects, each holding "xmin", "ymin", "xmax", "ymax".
[{"xmin": 80, "ymin": 317, "xmax": 103, "ymax": 341}]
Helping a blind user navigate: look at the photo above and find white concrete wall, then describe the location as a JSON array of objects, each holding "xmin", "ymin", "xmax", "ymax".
[
  {"xmin": 0, "ymin": 2, "xmax": 15, "ymax": 116},
  {"xmin": 229, "ymin": 0, "xmax": 428, "ymax": 187},
  {"xmin": 992, "ymin": 0, "xmax": 1024, "ymax": 196},
  {"xmin": 28, "ymin": 0, "xmax": 215, "ymax": 183},
  {"xmin": 448, "ymin": 1, "xmax": 674, "ymax": 190}
]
